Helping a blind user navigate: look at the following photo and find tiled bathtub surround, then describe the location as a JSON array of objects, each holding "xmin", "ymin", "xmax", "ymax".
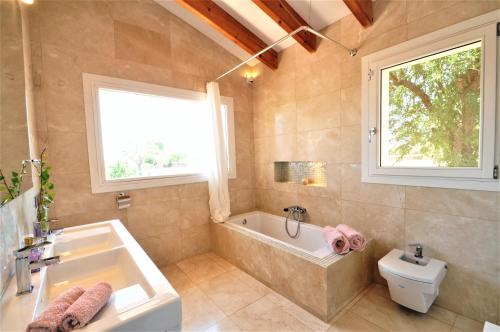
[
  {"xmin": 252, "ymin": 0, "xmax": 500, "ymax": 324},
  {"xmin": 26, "ymin": 0, "xmax": 256, "ymax": 266},
  {"xmin": 211, "ymin": 222, "xmax": 374, "ymax": 321}
]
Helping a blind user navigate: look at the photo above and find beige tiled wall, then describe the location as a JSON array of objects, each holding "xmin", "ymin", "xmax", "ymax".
[
  {"xmin": 252, "ymin": 0, "xmax": 500, "ymax": 323},
  {"xmin": 27, "ymin": 0, "xmax": 255, "ymax": 267}
]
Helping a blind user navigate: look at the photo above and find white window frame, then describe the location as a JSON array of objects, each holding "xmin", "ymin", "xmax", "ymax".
[
  {"xmin": 83, "ymin": 73, "xmax": 236, "ymax": 193},
  {"xmin": 362, "ymin": 11, "xmax": 500, "ymax": 191}
]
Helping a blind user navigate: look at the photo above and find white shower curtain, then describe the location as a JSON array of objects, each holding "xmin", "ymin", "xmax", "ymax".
[{"xmin": 206, "ymin": 82, "xmax": 231, "ymax": 222}]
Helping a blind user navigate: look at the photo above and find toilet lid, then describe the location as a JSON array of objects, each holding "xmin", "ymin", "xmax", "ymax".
[{"xmin": 379, "ymin": 249, "xmax": 447, "ymax": 284}]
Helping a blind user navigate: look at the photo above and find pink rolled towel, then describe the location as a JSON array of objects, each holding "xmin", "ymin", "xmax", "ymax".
[
  {"xmin": 336, "ymin": 224, "xmax": 366, "ymax": 252},
  {"xmin": 324, "ymin": 226, "xmax": 350, "ymax": 254},
  {"xmin": 60, "ymin": 282, "xmax": 112, "ymax": 331},
  {"xmin": 26, "ymin": 287, "xmax": 85, "ymax": 332}
]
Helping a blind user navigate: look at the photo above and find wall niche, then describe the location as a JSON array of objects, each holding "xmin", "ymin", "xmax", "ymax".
[{"xmin": 274, "ymin": 161, "xmax": 327, "ymax": 187}]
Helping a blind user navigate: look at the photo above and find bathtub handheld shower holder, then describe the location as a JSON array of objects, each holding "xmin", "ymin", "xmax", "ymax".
[{"xmin": 283, "ymin": 206, "xmax": 306, "ymax": 239}]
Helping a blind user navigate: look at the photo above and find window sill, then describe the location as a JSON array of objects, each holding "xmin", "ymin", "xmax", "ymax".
[
  {"xmin": 361, "ymin": 174, "xmax": 499, "ymax": 191},
  {"xmin": 91, "ymin": 173, "xmax": 208, "ymax": 193}
]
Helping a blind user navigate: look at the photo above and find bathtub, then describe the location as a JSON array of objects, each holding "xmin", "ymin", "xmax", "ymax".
[
  {"xmin": 211, "ymin": 210, "xmax": 374, "ymax": 322},
  {"xmin": 226, "ymin": 211, "xmax": 334, "ymax": 260}
]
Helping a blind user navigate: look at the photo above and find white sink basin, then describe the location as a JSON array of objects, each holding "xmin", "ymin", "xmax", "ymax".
[
  {"xmin": 53, "ymin": 223, "xmax": 122, "ymax": 261},
  {"xmin": 0, "ymin": 220, "xmax": 181, "ymax": 332}
]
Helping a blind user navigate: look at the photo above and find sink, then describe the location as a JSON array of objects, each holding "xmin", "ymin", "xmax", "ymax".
[
  {"xmin": 0, "ymin": 220, "xmax": 181, "ymax": 332},
  {"xmin": 53, "ymin": 223, "xmax": 123, "ymax": 261}
]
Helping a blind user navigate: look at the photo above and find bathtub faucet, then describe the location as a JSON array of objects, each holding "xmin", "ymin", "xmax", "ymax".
[{"xmin": 284, "ymin": 206, "xmax": 306, "ymax": 239}]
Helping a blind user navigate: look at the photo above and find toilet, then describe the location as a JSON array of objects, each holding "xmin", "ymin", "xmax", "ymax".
[{"xmin": 378, "ymin": 249, "xmax": 447, "ymax": 313}]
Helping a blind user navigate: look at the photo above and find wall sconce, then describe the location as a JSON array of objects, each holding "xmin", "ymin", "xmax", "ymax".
[
  {"xmin": 244, "ymin": 71, "xmax": 257, "ymax": 85},
  {"xmin": 20, "ymin": 0, "xmax": 34, "ymax": 4}
]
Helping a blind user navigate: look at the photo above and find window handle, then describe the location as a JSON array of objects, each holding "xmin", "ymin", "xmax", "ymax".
[{"xmin": 368, "ymin": 127, "xmax": 377, "ymax": 143}]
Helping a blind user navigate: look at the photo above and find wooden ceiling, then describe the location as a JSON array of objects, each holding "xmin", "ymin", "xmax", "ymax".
[{"xmin": 175, "ymin": 0, "xmax": 373, "ymax": 70}]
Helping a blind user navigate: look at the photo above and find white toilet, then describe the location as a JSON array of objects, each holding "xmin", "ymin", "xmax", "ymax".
[{"xmin": 378, "ymin": 247, "xmax": 447, "ymax": 313}]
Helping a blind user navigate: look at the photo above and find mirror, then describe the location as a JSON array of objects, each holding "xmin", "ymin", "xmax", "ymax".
[{"xmin": 0, "ymin": 0, "xmax": 33, "ymax": 202}]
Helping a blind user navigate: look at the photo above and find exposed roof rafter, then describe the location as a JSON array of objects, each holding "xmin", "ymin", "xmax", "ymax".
[
  {"xmin": 342, "ymin": 0, "xmax": 373, "ymax": 27},
  {"xmin": 252, "ymin": 0, "xmax": 317, "ymax": 53},
  {"xmin": 175, "ymin": 0, "xmax": 278, "ymax": 69}
]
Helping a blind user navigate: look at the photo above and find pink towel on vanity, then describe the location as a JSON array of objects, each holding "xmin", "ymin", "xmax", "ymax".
[
  {"xmin": 324, "ymin": 226, "xmax": 350, "ymax": 254},
  {"xmin": 26, "ymin": 287, "xmax": 85, "ymax": 332},
  {"xmin": 60, "ymin": 282, "xmax": 112, "ymax": 331},
  {"xmin": 336, "ymin": 224, "xmax": 366, "ymax": 252}
]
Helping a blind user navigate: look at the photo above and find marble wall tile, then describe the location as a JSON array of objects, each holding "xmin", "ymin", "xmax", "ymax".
[
  {"xmin": 297, "ymin": 128, "xmax": 341, "ymax": 164},
  {"xmin": 405, "ymin": 209, "xmax": 499, "ymax": 276},
  {"xmin": 296, "ymin": 91, "xmax": 341, "ymax": 132},
  {"xmin": 340, "ymin": 125, "xmax": 361, "ymax": 164},
  {"xmin": 341, "ymin": 164, "xmax": 405, "ymax": 208},
  {"xmin": 38, "ymin": 0, "xmax": 114, "ymax": 58},
  {"xmin": 405, "ymin": 187, "xmax": 499, "ymax": 222},
  {"xmin": 437, "ymin": 265, "xmax": 499, "ymax": 323},
  {"xmin": 298, "ymin": 194, "xmax": 341, "ymax": 227},
  {"xmin": 407, "ymin": 0, "xmax": 500, "ymax": 39},
  {"xmin": 114, "ymin": 20, "xmax": 171, "ymax": 69},
  {"xmin": 341, "ymin": 200, "xmax": 405, "ymax": 263},
  {"xmin": 47, "ymin": 131, "xmax": 89, "ymax": 175}
]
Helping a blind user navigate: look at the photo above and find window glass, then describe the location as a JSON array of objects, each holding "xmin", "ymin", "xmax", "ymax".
[
  {"xmin": 380, "ymin": 41, "xmax": 481, "ymax": 168},
  {"xmin": 98, "ymin": 88, "xmax": 210, "ymax": 180}
]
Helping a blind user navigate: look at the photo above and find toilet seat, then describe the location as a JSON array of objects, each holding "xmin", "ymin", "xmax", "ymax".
[{"xmin": 378, "ymin": 249, "xmax": 447, "ymax": 284}]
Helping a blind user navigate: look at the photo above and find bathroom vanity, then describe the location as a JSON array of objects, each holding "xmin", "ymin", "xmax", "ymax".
[{"xmin": 0, "ymin": 220, "xmax": 181, "ymax": 331}]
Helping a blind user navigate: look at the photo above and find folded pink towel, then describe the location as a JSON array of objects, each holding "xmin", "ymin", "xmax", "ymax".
[
  {"xmin": 60, "ymin": 282, "xmax": 112, "ymax": 331},
  {"xmin": 324, "ymin": 226, "xmax": 350, "ymax": 254},
  {"xmin": 336, "ymin": 224, "xmax": 366, "ymax": 252},
  {"xmin": 26, "ymin": 287, "xmax": 85, "ymax": 332}
]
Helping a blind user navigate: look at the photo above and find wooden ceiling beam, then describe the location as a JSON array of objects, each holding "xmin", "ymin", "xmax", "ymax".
[
  {"xmin": 175, "ymin": 0, "xmax": 278, "ymax": 69},
  {"xmin": 343, "ymin": 0, "xmax": 374, "ymax": 27},
  {"xmin": 252, "ymin": 0, "xmax": 316, "ymax": 53}
]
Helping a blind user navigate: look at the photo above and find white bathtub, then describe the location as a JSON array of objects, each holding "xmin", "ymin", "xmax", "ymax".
[{"xmin": 226, "ymin": 211, "xmax": 334, "ymax": 259}]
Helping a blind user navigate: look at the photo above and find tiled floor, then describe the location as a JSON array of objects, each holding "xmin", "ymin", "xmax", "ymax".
[{"xmin": 161, "ymin": 252, "xmax": 484, "ymax": 332}]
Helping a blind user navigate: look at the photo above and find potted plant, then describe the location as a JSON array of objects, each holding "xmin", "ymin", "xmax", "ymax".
[{"xmin": 33, "ymin": 148, "xmax": 55, "ymax": 239}]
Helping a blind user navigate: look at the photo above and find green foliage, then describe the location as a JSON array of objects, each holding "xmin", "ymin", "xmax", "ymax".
[
  {"xmin": 0, "ymin": 162, "xmax": 29, "ymax": 206},
  {"xmin": 107, "ymin": 141, "xmax": 188, "ymax": 179},
  {"xmin": 109, "ymin": 161, "xmax": 135, "ymax": 179},
  {"xmin": 387, "ymin": 44, "xmax": 481, "ymax": 167},
  {"xmin": 35, "ymin": 148, "xmax": 55, "ymax": 229}
]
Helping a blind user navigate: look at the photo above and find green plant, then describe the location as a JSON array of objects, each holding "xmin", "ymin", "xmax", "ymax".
[
  {"xmin": 34, "ymin": 148, "xmax": 55, "ymax": 232},
  {"xmin": 387, "ymin": 45, "xmax": 481, "ymax": 167},
  {"xmin": 0, "ymin": 161, "xmax": 29, "ymax": 206}
]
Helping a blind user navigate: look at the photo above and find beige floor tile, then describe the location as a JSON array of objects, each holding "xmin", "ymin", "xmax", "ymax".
[
  {"xmin": 177, "ymin": 254, "xmax": 226, "ymax": 282},
  {"xmin": 230, "ymin": 294, "xmax": 317, "ymax": 331},
  {"xmin": 452, "ymin": 315, "xmax": 483, "ymax": 332},
  {"xmin": 428, "ymin": 305, "xmax": 458, "ymax": 326},
  {"xmin": 181, "ymin": 286, "xmax": 226, "ymax": 332},
  {"xmin": 369, "ymin": 284, "xmax": 391, "ymax": 299},
  {"xmin": 266, "ymin": 291, "xmax": 330, "ymax": 332},
  {"xmin": 161, "ymin": 264, "xmax": 195, "ymax": 293},
  {"xmin": 327, "ymin": 310, "xmax": 387, "ymax": 332},
  {"xmin": 197, "ymin": 270, "xmax": 268, "ymax": 315},
  {"xmin": 370, "ymin": 284, "xmax": 457, "ymax": 326},
  {"xmin": 204, "ymin": 252, "xmax": 235, "ymax": 271},
  {"xmin": 229, "ymin": 267, "xmax": 271, "ymax": 295},
  {"xmin": 202, "ymin": 317, "xmax": 242, "ymax": 332},
  {"xmin": 351, "ymin": 289, "xmax": 452, "ymax": 332}
]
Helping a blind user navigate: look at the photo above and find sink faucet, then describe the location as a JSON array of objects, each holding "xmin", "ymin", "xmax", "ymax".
[
  {"xmin": 408, "ymin": 243, "xmax": 423, "ymax": 258},
  {"xmin": 14, "ymin": 241, "xmax": 60, "ymax": 295}
]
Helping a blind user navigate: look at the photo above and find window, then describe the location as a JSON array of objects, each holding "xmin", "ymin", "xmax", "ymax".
[
  {"xmin": 362, "ymin": 13, "xmax": 499, "ymax": 191},
  {"xmin": 83, "ymin": 74, "xmax": 236, "ymax": 193}
]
